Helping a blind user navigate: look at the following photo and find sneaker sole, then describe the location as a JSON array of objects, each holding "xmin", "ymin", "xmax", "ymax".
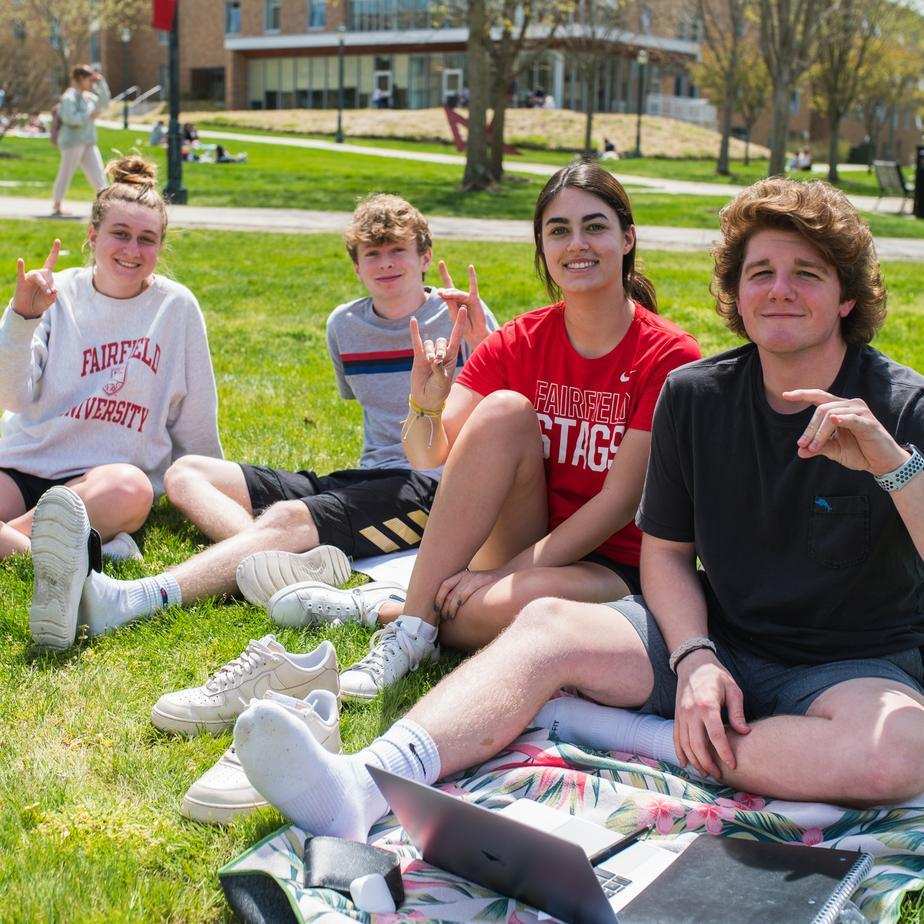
[
  {"xmin": 150, "ymin": 706, "xmax": 237, "ymax": 736},
  {"xmin": 236, "ymin": 546, "xmax": 352, "ymax": 606},
  {"xmin": 29, "ymin": 488, "xmax": 90, "ymax": 650},
  {"xmin": 180, "ymin": 793, "xmax": 268, "ymax": 825},
  {"xmin": 266, "ymin": 580, "xmax": 404, "ymax": 628}
]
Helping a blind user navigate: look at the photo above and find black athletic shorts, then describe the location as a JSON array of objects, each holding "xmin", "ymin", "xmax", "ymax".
[
  {"xmin": 0, "ymin": 467, "xmax": 83, "ymax": 511},
  {"xmin": 582, "ymin": 551, "xmax": 642, "ymax": 596},
  {"xmin": 239, "ymin": 464, "xmax": 439, "ymax": 559}
]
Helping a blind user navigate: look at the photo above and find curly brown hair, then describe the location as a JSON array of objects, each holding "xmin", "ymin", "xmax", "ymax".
[
  {"xmin": 712, "ymin": 178, "xmax": 886, "ymax": 345},
  {"xmin": 91, "ymin": 156, "xmax": 168, "ymax": 240},
  {"xmin": 344, "ymin": 193, "xmax": 432, "ymax": 263}
]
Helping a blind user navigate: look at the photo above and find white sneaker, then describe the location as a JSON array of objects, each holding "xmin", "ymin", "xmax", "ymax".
[
  {"xmin": 236, "ymin": 545, "xmax": 352, "ymax": 606},
  {"xmin": 180, "ymin": 689, "xmax": 341, "ymax": 825},
  {"xmin": 151, "ymin": 636, "xmax": 339, "ymax": 735},
  {"xmin": 101, "ymin": 532, "xmax": 143, "ymax": 561},
  {"xmin": 267, "ymin": 581, "xmax": 406, "ymax": 628},
  {"xmin": 29, "ymin": 487, "xmax": 91, "ymax": 650},
  {"xmin": 339, "ymin": 615, "xmax": 438, "ymax": 701}
]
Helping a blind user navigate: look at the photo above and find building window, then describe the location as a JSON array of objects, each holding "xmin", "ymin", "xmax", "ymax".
[
  {"xmin": 265, "ymin": 0, "xmax": 282, "ymax": 32},
  {"xmin": 226, "ymin": 0, "xmax": 241, "ymax": 33},
  {"xmin": 308, "ymin": 0, "xmax": 326, "ymax": 28}
]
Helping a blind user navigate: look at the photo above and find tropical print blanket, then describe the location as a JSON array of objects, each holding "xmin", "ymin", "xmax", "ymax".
[{"xmin": 220, "ymin": 729, "xmax": 924, "ymax": 922}]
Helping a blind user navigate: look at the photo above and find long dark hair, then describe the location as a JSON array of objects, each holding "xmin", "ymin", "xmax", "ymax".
[{"xmin": 533, "ymin": 161, "xmax": 657, "ymax": 312}]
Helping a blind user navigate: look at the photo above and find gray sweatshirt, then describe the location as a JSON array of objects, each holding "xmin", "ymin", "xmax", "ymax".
[
  {"xmin": 58, "ymin": 78, "xmax": 111, "ymax": 149},
  {"xmin": 0, "ymin": 267, "xmax": 222, "ymax": 495}
]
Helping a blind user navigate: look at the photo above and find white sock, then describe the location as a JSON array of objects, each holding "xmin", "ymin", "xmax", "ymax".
[
  {"xmin": 81, "ymin": 570, "xmax": 182, "ymax": 637},
  {"xmin": 532, "ymin": 696, "xmax": 680, "ymax": 766},
  {"xmin": 235, "ymin": 702, "xmax": 440, "ymax": 842}
]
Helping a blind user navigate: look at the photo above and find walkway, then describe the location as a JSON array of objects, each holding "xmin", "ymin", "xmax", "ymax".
[{"xmin": 4, "ymin": 195, "xmax": 923, "ymax": 261}]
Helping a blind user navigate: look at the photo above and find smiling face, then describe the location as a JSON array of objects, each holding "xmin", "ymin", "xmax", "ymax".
[
  {"xmin": 353, "ymin": 234, "xmax": 431, "ymax": 308},
  {"xmin": 736, "ymin": 229, "xmax": 855, "ymax": 358},
  {"xmin": 539, "ymin": 187, "xmax": 635, "ymax": 300},
  {"xmin": 87, "ymin": 200, "xmax": 164, "ymax": 298}
]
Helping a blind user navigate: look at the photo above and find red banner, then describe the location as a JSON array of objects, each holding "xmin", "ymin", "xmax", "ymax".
[{"xmin": 152, "ymin": 0, "xmax": 177, "ymax": 30}]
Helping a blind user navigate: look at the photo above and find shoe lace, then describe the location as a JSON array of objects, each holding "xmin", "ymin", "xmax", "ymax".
[
  {"xmin": 206, "ymin": 642, "xmax": 268, "ymax": 693},
  {"xmin": 351, "ymin": 623, "xmax": 418, "ymax": 681}
]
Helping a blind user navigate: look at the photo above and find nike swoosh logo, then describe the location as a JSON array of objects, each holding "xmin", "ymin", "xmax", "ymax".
[{"xmin": 620, "ymin": 372, "xmax": 632, "ymax": 382}]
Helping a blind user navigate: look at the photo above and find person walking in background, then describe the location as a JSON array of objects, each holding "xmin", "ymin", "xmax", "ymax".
[{"xmin": 51, "ymin": 66, "xmax": 111, "ymax": 217}]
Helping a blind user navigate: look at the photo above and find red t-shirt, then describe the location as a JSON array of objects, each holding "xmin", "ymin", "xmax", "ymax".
[{"xmin": 456, "ymin": 302, "xmax": 701, "ymax": 566}]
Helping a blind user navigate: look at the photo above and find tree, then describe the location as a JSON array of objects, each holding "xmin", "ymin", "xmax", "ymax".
[
  {"xmin": 463, "ymin": 0, "xmax": 493, "ymax": 190},
  {"xmin": 757, "ymin": 0, "xmax": 828, "ymax": 175},
  {"xmin": 734, "ymin": 36, "xmax": 769, "ymax": 165},
  {"xmin": 809, "ymin": 0, "xmax": 888, "ymax": 184},
  {"xmin": 692, "ymin": 0, "xmax": 750, "ymax": 176}
]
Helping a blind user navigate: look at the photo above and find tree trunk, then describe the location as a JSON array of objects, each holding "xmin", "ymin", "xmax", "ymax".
[
  {"xmin": 767, "ymin": 81, "xmax": 791, "ymax": 175},
  {"xmin": 583, "ymin": 67, "xmax": 597, "ymax": 155},
  {"xmin": 827, "ymin": 116, "xmax": 841, "ymax": 184},
  {"xmin": 462, "ymin": 0, "xmax": 491, "ymax": 191},
  {"xmin": 489, "ymin": 75, "xmax": 507, "ymax": 182},
  {"xmin": 744, "ymin": 128, "xmax": 751, "ymax": 166},
  {"xmin": 717, "ymin": 100, "xmax": 732, "ymax": 175}
]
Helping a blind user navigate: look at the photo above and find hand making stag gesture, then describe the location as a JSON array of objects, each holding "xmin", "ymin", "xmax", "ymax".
[
  {"xmin": 409, "ymin": 306, "xmax": 467, "ymax": 412},
  {"xmin": 436, "ymin": 260, "xmax": 490, "ymax": 350},
  {"xmin": 14, "ymin": 239, "xmax": 61, "ymax": 319}
]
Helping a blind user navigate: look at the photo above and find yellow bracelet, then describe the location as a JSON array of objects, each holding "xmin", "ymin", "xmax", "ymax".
[
  {"xmin": 401, "ymin": 396, "xmax": 445, "ymax": 448},
  {"xmin": 408, "ymin": 395, "xmax": 445, "ymax": 417}
]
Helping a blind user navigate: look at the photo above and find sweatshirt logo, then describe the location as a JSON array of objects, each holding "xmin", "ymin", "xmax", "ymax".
[{"xmin": 102, "ymin": 362, "xmax": 128, "ymax": 396}]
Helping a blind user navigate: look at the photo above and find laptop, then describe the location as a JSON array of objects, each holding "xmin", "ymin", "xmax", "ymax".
[{"xmin": 368, "ymin": 765, "xmax": 680, "ymax": 924}]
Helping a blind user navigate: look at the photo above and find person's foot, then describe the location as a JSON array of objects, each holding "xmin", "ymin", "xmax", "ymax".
[
  {"xmin": 151, "ymin": 637, "xmax": 339, "ymax": 735},
  {"xmin": 181, "ymin": 689, "xmax": 341, "ymax": 825},
  {"xmin": 29, "ymin": 487, "xmax": 91, "ymax": 650},
  {"xmin": 235, "ymin": 545, "xmax": 352, "ymax": 606},
  {"xmin": 235, "ymin": 698, "xmax": 386, "ymax": 840},
  {"xmin": 101, "ymin": 532, "xmax": 143, "ymax": 561},
  {"xmin": 267, "ymin": 581, "xmax": 405, "ymax": 628},
  {"xmin": 339, "ymin": 615, "xmax": 438, "ymax": 701}
]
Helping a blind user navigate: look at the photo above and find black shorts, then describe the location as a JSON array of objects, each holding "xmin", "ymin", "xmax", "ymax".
[
  {"xmin": 582, "ymin": 552, "xmax": 642, "ymax": 596},
  {"xmin": 0, "ymin": 467, "xmax": 83, "ymax": 511},
  {"xmin": 239, "ymin": 464, "xmax": 439, "ymax": 559}
]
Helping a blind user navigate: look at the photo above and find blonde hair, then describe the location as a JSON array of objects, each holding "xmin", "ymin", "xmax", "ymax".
[
  {"xmin": 713, "ymin": 178, "xmax": 886, "ymax": 345},
  {"xmin": 90, "ymin": 156, "xmax": 168, "ymax": 241},
  {"xmin": 344, "ymin": 193, "xmax": 431, "ymax": 262}
]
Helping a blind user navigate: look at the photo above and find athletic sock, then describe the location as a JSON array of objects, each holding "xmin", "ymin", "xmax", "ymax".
[
  {"xmin": 81, "ymin": 570, "xmax": 182, "ymax": 637},
  {"xmin": 235, "ymin": 703, "xmax": 440, "ymax": 842},
  {"xmin": 531, "ymin": 696, "xmax": 680, "ymax": 766}
]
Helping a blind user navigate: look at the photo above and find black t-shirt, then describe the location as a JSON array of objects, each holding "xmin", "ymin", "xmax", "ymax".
[{"xmin": 637, "ymin": 343, "xmax": 924, "ymax": 665}]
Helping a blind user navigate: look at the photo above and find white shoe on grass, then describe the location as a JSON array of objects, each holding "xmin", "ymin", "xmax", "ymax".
[
  {"xmin": 339, "ymin": 615, "xmax": 438, "ymax": 701},
  {"xmin": 101, "ymin": 532, "xmax": 143, "ymax": 561},
  {"xmin": 235, "ymin": 545, "xmax": 352, "ymax": 606},
  {"xmin": 29, "ymin": 486, "xmax": 91, "ymax": 651},
  {"xmin": 267, "ymin": 581, "xmax": 405, "ymax": 628},
  {"xmin": 151, "ymin": 636, "xmax": 339, "ymax": 735},
  {"xmin": 180, "ymin": 689, "xmax": 341, "ymax": 825}
]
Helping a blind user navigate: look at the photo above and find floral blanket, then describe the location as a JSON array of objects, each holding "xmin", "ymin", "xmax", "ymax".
[{"xmin": 219, "ymin": 729, "xmax": 924, "ymax": 922}]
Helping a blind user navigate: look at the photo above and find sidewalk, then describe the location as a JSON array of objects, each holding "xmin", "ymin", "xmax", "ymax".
[{"xmin": 5, "ymin": 195, "xmax": 924, "ymax": 260}]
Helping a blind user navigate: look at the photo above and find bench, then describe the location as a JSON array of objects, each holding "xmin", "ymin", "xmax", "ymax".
[{"xmin": 873, "ymin": 160, "xmax": 912, "ymax": 214}]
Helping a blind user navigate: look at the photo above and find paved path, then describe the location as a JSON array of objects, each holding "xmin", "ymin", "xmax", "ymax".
[
  {"xmin": 99, "ymin": 119, "xmax": 904, "ymax": 214},
  {"xmin": 5, "ymin": 195, "xmax": 923, "ymax": 260}
]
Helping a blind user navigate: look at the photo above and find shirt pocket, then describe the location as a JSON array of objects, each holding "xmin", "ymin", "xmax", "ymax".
[{"xmin": 808, "ymin": 494, "xmax": 870, "ymax": 569}]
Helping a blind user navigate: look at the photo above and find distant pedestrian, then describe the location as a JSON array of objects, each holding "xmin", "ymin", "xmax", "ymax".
[
  {"xmin": 148, "ymin": 120, "xmax": 166, "ymax": 147},
  {"xmin": 51, "ymin": 65, "xmax": 111, "ymax": 217}
]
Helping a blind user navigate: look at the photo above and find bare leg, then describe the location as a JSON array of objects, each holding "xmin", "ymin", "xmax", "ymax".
[
  {"xmin": 164, "ymin": 456, "xmax": 255, "ymax": 541},
  {"xmin": 439, "ymin": 562, "xmax": 630, "ymax": 651},
  {"xmin": 385, "ymin": 391, "xmax": 549, "ymax": 626},
  {"xmin": 168, "ymin": 500, "xmax": 320, "ymax": 601},
  {"xmin": 0, "ymin": 472, "xmax": 29, "ymax": 557}
]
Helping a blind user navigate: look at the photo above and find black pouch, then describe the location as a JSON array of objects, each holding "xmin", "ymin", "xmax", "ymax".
[{"xmin": 304, "ymin": 836, "xmax": 404, "ymax": 907}]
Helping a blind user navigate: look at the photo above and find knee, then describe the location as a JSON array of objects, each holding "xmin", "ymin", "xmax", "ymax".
[
  {"xmin": 469, "ymin": 390, "xmax": 538, "ymax": 434},
  {"xmin": 254, "ymin": 500, "xmax": 315, "ymax": 540},
  {"xmin": 849, "ymin": 725, "xmax": 924, "ymax": 805},
  {"xmin": 164, "ymin": 455, "xmax": 215, "ymax": 506},
  {"xmin": 108, "ymin": 465, "xmax": 154, "ymax": 528},
  {"xmin": 508, "ymin": 597, "xmax": 584, "ymax": 649}
]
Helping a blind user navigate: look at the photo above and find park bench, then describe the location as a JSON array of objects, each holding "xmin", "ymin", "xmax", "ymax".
[{"xmin": 872, "ymin": 160, "xmax": 913, "ymax": 214}]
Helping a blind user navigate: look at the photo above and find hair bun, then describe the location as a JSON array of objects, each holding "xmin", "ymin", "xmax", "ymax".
[{"xmin": 105, "ymin": 155, "xmax": 157, "ymax": 187}]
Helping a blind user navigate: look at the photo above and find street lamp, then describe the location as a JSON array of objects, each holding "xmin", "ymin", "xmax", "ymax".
[
  {"xmin": 335, "ymin": 25, "xmax": 346, "ymax": 143},
  {"xmin": 633, "ymin": 48, "xmax": 648, "ymax": 159},
  {"xmin": 164, "ymin": 4, "xmax": 187, "ymax": 204},
  {"xmin": 120, "ymin": 27, "xmax": 132, "ymax": 129}
]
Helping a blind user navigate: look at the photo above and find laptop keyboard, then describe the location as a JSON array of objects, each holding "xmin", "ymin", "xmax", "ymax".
[{"xmin": 595, "ymin": 868, "xmax": 632, "ymax": 898}]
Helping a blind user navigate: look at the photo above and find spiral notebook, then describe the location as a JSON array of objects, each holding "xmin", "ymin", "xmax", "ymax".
[{"xmin": 618, "ymin": 834, "xmax": 872, "ymax": 924}]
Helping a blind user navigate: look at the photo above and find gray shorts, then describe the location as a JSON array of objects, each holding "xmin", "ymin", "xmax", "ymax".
[{"xmin": 608, "ymin": 596, "xmax": 924, "ymax": 720}]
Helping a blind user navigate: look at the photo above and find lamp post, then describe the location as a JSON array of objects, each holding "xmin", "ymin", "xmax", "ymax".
[
  {"xmin": 633, "ymin": 48, "xmax": 648, "ymax": 159},
  {"xmin": 120, "ymin": 27, "xmax": 132, "ymax": 129},
  {"xmin": 335, "ymin": 25, "xmax": 346, "ymax": 143},
  {"xmin": 164, "ymin": 3, "xmax": 187, "ymax": 204}
]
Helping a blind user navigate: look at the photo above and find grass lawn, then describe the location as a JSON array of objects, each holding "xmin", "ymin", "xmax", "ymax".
[
  {"xmin": 2, "ymin": 129, "xmax": 923, "ymax": 240},
  {"xmin": 1, "ymin": 220, "xmax": 923, "ymax": 921}
]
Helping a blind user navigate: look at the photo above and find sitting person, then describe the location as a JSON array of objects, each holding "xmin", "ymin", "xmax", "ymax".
[
  {"xmin": 148, "ymin": 120, "xmax": 166, "ymax": 147},
  {"xmin": 286, "ymin": 161, "xmax": 700, "ymax": 699},
  {"xmin": 0, "ymin": 156, "xmax": 221, "ymax": 647},
  {"xmin": 215, "ymin": 143, "xmax": 246, "ymax": 164},
  {"xmin": 28, "ymin": 194, "xmax": 496, "ymax": 652},
  {"xmin": 602, "ymin": 136, "xmax": 619, "ymax": 160},
  {"xmin": 231, "ymin": 177, "xmax": 924, "ymax": 844}
]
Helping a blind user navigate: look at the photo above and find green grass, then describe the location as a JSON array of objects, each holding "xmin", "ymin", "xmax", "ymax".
[
  {"xmin": 1, "ymin": 220, "xmax": 923, "ymax": 921},
  {"xmin": 2, "ymin": 129, "xmax": 923, "ymax": 239}
]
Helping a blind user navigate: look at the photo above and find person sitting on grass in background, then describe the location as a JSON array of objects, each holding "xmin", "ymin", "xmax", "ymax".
[
  {"xmin": 279, "ymin": 161, "xmax": 700, "ymax": 701},
  {"xmin": 2, "ymin": 156, "xmax": 222, "ymax": 648},
  {"xmin": 231, "ymin": 177, "xmax": 924, "ymax": 847},
  {"xmin": 27, "ymin": 194, "xmax": 496, "ymax": 658}
]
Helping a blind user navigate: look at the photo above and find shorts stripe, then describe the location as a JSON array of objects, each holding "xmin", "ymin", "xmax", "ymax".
[
  {"xmin": 407, "ymin": 509, "xmax": 429, "ymax": 529},
  {"xmin": 359, "ymin": 525, "xmax": 400, "ymax": 553},
  {"xmin": 383, "ymin": 517, "xmax": 422, "ymax": 546}
]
